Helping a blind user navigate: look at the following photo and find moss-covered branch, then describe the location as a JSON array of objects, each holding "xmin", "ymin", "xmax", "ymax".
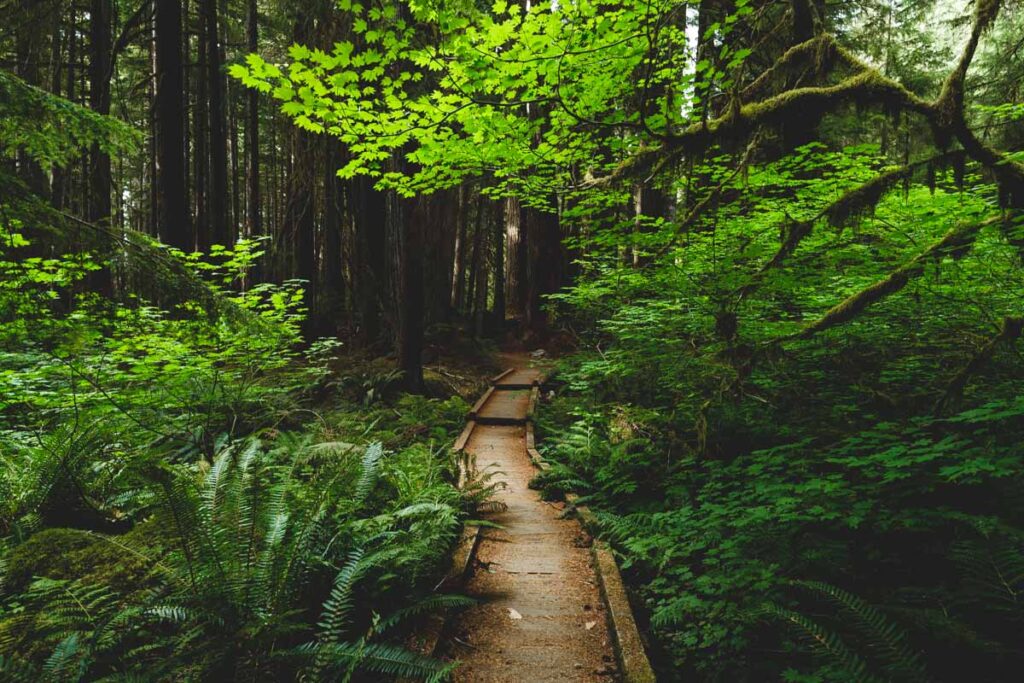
[
  {"xmin": 935, "ymin": 315, "xmax": 1024, "ymax": 414},
  {"xmin": 736, "ymin": 152, "xmax": 964, "ymax": 303},
  {"xmin": 585, "ymin": 69, "xmax": 932, "ymax": 189},
  {"xmin": 782, "ymin": 216, "xmax": 999, "ymax": 342}
]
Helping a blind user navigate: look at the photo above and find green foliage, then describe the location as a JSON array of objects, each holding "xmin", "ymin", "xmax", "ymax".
[
  {"xmin": 0, "ymin": 71, "xmax": 476, "ymax": 680},
  {"xmin": 0, "ymin": 71, "xmax": 138, "ymax": 168}
]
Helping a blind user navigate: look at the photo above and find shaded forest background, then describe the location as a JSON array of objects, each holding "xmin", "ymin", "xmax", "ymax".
[{"xmin": 3, "ymin": 0, "xmax": 1024, "ymax": 681}]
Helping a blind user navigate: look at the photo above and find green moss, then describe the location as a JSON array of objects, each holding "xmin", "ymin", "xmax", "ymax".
[{"xmin": 4, "ymin": 522, "xmax": 168, "ymax": 594}]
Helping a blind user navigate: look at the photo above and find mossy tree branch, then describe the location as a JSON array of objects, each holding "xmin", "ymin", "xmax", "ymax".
[
  {"xmin": 935, "ymin": 315, "xmax": 1024, "ymax": 414},
  {"xmin": 779, "ymin": 216, "xmax": 1000, "ymax": 343},
  {"xmin": 735, "ymin": 151, "xmax": 965, "ymax": 303},
  {"xmin": 589, "ymin": 0, "xmax": 1024, "ymax": 204}
]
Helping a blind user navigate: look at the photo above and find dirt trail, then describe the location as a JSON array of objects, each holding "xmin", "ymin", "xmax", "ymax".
[{"xmin": 442, "ymin": 358, "xmax": 618, "ymax": 682}]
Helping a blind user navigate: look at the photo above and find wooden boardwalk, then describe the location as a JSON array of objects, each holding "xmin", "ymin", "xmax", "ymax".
[{"xmin": 442, "ymin": 362, "xmax": 618, "ymax": 682}]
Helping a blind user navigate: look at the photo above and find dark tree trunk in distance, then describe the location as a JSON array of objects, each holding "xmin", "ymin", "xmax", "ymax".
[
  {"xmin": 202, "ymin": 0, "xmax": 229, "ymax": 246},
  {"xmin": 155, "ymin": 0, "xmax": 191, "ymax": 250}
]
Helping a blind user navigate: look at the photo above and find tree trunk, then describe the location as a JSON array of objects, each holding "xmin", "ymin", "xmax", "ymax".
[
  {"xmin": 351, "ymin": 176, "xmax": 387, "ymax": 346},
  {"xmin": 504, "ymin": 196, "xmax": 527, "ymax": 318},
  {"xmin": 282, "ymin": 127, "xmax": 317, "ymax": 336},
  {"xmin": 386, "ymin": 189, "xmax": 424, "ymax": 392},
  {"xmin": 50, "ymin": 9, "xmax": 67, "ymax": 209},
  {"xmin": 88, "ymin": 0, "xmax": 114, "ymax": 295},
  {"xmin": 451, "ymin": 185, "xmax": 468, "ymax": 311},
  {"xmin": 244, "ymin": 0, "xmax": 261, "ymax": 242},
  {"xmin": 474, "ymin": 200, "xmax": 490, "ymax": 338},
  {"xmin": 492, "ymin": 197, "xmax": 505, "ymax": 325},
  {"xmin": 321, "ymin": 140, "xmax": 346, "ymax": 335},
  {"xmin": 15, "ymin": 0, "xmax": 46, "ymax": 195},
  {"xmin": 523, "ymin": 207, "xmax": 560, "ymax": 330},
  {"xmin": 155, "ymin": 0, "xmax": 191, "ymax": 251},
  {"xmin": 192, "ymin": 2, "xmax": 208, "ymax": 251},
  {"xmin": 202, "ymin": 0, "xmax": 229, "ymax": 247}
]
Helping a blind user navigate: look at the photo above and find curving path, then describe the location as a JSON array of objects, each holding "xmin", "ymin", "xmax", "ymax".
[{"xmin": 442, "ymin": 359, "xmax": 618, "ymax": 682}]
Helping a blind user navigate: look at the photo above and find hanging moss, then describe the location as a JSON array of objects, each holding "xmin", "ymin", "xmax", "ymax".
[{"xmin": 825, "ymin": 166, "xmax": 907, "ymax": 228}]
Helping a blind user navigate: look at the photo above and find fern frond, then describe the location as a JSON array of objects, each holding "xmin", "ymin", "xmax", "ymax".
[
  {"xmin": 317, "ymin": 549, "xmax": 367, "ymax": 646},
  {"xmin": 354, "ymin": 442, "xmax": 384, "ymax": 506},
  {"xmin": 292, "ymin": 641, "xmax": 449, "ymax": 680},
  {"xmin": 762, "ymin": 603, "xmax": 881, "ymax": 683},
  {"xmin": 792, "ymin": 580, "xmax": 928, "ymax": 681},
  {"xmin": 43, "ymin": 632, "xmax": 88, "ymax": 681},
  {"xmin": 376, "ymin": 594, "xmax": 476, "ymax": 634},
  {"xmin": 0, "ymin": 654, "xmax": 41, "ymax": 683}
]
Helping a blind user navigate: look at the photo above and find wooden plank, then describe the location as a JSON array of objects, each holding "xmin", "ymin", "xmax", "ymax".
[
  {"xmin": 526, "ymin": 385, "xmax": 540, "ymax": 422},
  {"xmin": 453, "ymin": 420, "xmax": 476, "ymax": 452},
  {"xmin": 491, "ymin": 368, "xmax": 514, "ymax": 384},
  {"xmin": 592, "ymin": 541, "xmax": 657, "ymax": 683},
  {"xmin": 467, "ymin": 385, "xmax": 496, "ymax": 419}
]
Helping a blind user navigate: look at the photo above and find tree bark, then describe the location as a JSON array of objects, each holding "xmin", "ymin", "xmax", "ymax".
[
  {"xmin": 154, "ymin": 0, "xmax": 191, "ymax": 251},
  {"xmin": 244, "ymin": 0, "xmax": 261, "ymax": 242},
  {"xmin": 451, "ymin": 185, "xmax": 468, "ymax": 311},
  {"xmin": 504, "ymin": 196, "xmax": 527, "ymax": 318},
  {"xmin": 474, "ymin": 200, "xmax": 490, "ymax": 338},
  {"xmin": 88, "ymin": 0, "xmax": 114, "ymax": 295},
  {"xmin": 492, "ymin": 196, "xmax": 505, "ymax": 326},
  {"xmin": 202, "ymin": 0, "xmax": 230, "ymax": 247},
  {"xmin": 386, "ymin": 187, "xmax": 425, "ymax": 392},
  {"xmin": 321, "ymin": 140, "xmax": 346, "ymax": 335}
]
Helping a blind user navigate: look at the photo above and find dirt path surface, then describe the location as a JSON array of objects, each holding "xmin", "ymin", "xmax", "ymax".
[{"xmin": 442, "ymin": 359, "xmax": 618, "ymax": 682}]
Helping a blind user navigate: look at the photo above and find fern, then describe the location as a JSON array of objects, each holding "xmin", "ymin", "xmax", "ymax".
[
  {"xmin": 293, "ymin": 640, "xmax": 451, "ymax": 680},
  {"xmin": 792, "ymin": 580, "xmax": 929, "ymax": 682},
  {"xmin": 950, "ymin": 534, "xmax": 1024, "ymax": 620},
  {"xmin": 317, "ymin": 549, "xmax": 368, "ymax": 646},
  {"xmin": 0, "ymin": 654, "xmax": 41, "ymax": 683},
  {"xmin": 763, "ymin": 603, "xmax": 881, "ymax": 683},
  {"xmin": 375, "ymin": 594, "xmax": 476, "ymax": 634},
  {"xmin": 353, "ymin": 442, "xmax": 384, "ymax": 506}
]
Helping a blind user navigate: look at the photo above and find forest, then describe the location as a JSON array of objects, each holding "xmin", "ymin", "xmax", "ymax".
[{"xmin": 1, "ymin": 0, "xmax": 1023, "ymax": 680}]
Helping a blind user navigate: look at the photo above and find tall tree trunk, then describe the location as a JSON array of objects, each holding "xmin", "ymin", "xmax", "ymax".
[
  {"xmin": 88, "ymin": 0, "xmax": 114, "ymax": 295},
  {"xmin": 632, "ymin": 182, "xmax": 669, "ymax": 267},
  {"xmin": 155, "ymin": 0, "xmax": 191, "ymax": 251},
  {"xmin": 386, "ymin": 189, "xmax": 424, "ymax": 392},
  {"xmin": 523, "ymin": 207, "xmax": 560, "ymax": 330},
  {"xmin": 50, "ymin": 9, "xmax": 67, "ymax": 209},
  {"xmin": 466, "ymin": 195, "xmax": 486, "ymax": 320},
  {"xmin": 282, "ymin": 128, "xmax": 316, "ymax": 334},
  {"xmin": 451, "ymin": 185, "xmax": 468, "ymax": 311},
  {"xmin": 321, "ymin": 140, "xmax": 346, "ymax": 335},
  {"xmin": 351, "ymin": 176, "xmax": 387, "ymax": 345},
  {"xmin": 202, "ymin": 0, "xmax": 229, "ymax": 246},
  {"xmin": 244, "ymin": 0, "xmax": 261, "ymax": 242},
  {"xmin": 504, "ymin": 196, "xmax": 526, "ymax": 318},
  {"xmin": 492, "ymin": 197, "xmax": 505, "ymax": 325},
  {"xmin": 15, "ymin": 0, "xmax": 46, "ymax": 195},
  {"xmin": 474, "ymin": 200, "xmax": 490, "ymax": 339},
  {"xmin": 193, "ymin": 3, "xmax": 208, "ymax": 251},
  {"xmin": 422, "ymin": 188, "xmax": 456, "ymax": 325}
]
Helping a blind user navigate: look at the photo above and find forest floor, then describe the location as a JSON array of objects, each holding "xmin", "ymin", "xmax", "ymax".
[{"xmin": 439, "ymin": 354, "xmax": 618, "ymax": 682}]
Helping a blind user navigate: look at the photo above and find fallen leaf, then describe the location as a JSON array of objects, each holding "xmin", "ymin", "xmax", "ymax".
[
  {"xmin": 508, "ymin": 608, "xmax": 523, "ymax": 620},
  {"xmin": 585, "ymin": 621, "xmax": 597, "ymax": 630}
]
